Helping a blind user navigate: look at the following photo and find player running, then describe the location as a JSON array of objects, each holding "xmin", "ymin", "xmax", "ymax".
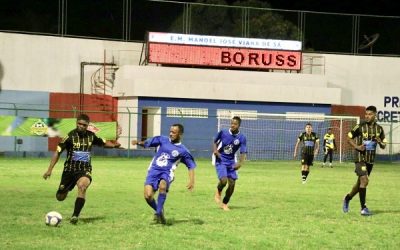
[
  {"xmin": 132, "ymin": 123, "xmax": 196, "ymax": 224},
  {"xmin": 213, "ymin": 116, "xmax": 247, "ymax": 211}
]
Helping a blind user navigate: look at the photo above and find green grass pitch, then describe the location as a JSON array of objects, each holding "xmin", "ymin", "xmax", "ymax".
[{"xmin": 0, "ymin": 157, "xmax": 399, "ymax": 249}]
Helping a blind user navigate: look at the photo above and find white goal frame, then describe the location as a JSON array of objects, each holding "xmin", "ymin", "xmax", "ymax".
[{"xmin": 217, "ymin": 111, "xmax": 360, "ymax": 163}]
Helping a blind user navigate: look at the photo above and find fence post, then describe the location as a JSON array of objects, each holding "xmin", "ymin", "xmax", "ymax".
[{"xmin": 127, "ymin": 107, "xmax": 132, "ymax": 158}]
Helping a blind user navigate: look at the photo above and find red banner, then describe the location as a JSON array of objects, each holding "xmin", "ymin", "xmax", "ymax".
[{"xmin": 148, "ymin": 43, "xmax": 302, "ymax": 71}]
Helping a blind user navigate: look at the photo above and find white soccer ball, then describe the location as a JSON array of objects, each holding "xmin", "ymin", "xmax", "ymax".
[{"xmin": 45, "ymin": 211, "xmax": 62, "ymax": 226}]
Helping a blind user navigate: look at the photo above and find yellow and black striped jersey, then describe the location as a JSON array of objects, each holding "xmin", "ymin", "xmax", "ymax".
[
  {"xmin": 323, "ymin": 133, "xmax": 336, "ymax": 149},
  {"xmin": 348, "ymin": 121, "xmax": 386, "ymax": 164},
  {"xmin": 57, "ymin": 129, "xmax": 106, "ymax": 172},
  {"xmin": 297, "ymin": 132, "xmax": 319, "ymax": 155}
]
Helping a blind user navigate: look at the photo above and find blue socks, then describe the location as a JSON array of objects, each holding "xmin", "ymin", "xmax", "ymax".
[{"xmin": 156, "ymin": 193, "xmax": 167, "ymax": 215}]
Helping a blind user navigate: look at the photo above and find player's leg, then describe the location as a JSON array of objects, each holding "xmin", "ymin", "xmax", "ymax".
[
  {"xmin": 144, "ymin": 170, "xmax": 159, "ymax": 212},
  {"xmin": 71, "ymin": 175, "xmax": 91, "ymax": 224},
  {"xmin": 328, "ymin": 150, "xmax": 333, "ymax": 167},
  {"xmin": 155, "ymin": 179, "xmax": 168, "ymax": 224},
  {"xmin": 366, "ymin": 163, "xmax": 373, "ymax": 176},
  {"xmin": 343, "ymin": 177, "xmax": 360, "ymax": 213},
  {"xmin": 301, "ymin": 155, "xmax": 312, "ymax": 183},
  {"xmin": 301, "ymin": 156, "xmax": 307, "ymax": 182},
  {"xmin": 215, "ymin": 163, "xmax": 228, "ymax": 205},
  {"xmin": 322, "ymin": 149, "xmax": 328, "ymax": 167},
  {"xmin": 56, "ymin": 171, "xmax": 73, "ymax": 201},
  {"xmin": 359, "ymin": 175, "xmax": 369, "ymax": 214},
  {"xmin": 144, "ymin": 184, "xmax": 157, "ymax": 211},
  {"xmin": 222, "ymin": 178, "xmax": 236, "ymax": 211}
]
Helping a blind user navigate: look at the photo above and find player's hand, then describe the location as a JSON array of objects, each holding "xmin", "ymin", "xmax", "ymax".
[
  {"xmin": 356, "ymin": 144, "xmax": 366, "ymax": 151},
  {"xmin": 43, "ymin": 170, "xmax": 52, "ymax": 180},
  {"xmin": 233, "ymin": 163, "xmax": 241, "ymax": 170},
  {"xmin": 186, "ymin": 182, "xmax": 194, "ymax": 191},
  {"xmin": 131, "ymin": 140, "xmax": 138, "ymax": 146},
  {"xmin": 213, "ymin": 150, "xmax": 221, "ymax": 158}
]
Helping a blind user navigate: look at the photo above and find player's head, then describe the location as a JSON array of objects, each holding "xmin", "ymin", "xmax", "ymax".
[
  {"xmin": 76, "ymin": 114, "xmax": 90, "ymax": 133},
  {"xmin": 230, "ymin": 116, "xmax": 241, "ymax": 134},
  {"xmin": 365, "ymin": 106, "xmax": 377, "ymax": 124},
  {"xmin": 170, "ymin": 123, "xmax": 184, "ymax": 143},
  {"xmin": 327, "ymin": 128, "xmax": 332, "ymax": 134},
  {"xmin": 305, "ymin": 123, "xmax": 312, "ymax": 134}
]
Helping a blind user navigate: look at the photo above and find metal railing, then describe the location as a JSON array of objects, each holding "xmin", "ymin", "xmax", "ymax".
[{"xmin": 1, "ymin": 104, "xmax": 399, "ymax": 162}]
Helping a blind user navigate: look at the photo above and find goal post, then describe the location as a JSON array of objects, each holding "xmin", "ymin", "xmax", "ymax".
[{"xmin": 217, "ymin": 111, "xmax": 360, "ymax": 163}]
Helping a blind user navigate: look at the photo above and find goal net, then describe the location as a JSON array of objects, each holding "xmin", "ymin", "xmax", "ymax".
[{"xmin": 217, "ymin": 111, "xmax": 360, "ymax": 163}]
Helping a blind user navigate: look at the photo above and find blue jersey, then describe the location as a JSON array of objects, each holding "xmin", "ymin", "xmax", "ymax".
[
  {"xmin": 144, "ymin": 135, "xmax": 196, "ymax": 172},
  {"xmin": 213, "ymin": 129, "xmax": 247, "ymax": 165}
]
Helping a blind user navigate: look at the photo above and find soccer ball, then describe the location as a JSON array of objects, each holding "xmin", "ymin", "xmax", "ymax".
[{"xmin": 45, "ymin": 211, "xmax": 62, "ymax": 226}]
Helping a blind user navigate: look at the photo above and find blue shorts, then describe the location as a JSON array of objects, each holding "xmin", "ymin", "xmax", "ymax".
[
  {"xmin": 144, "ymin": 168, "xmax": 174, "ymax": 191},
  {"xmin": 215, "ymin": 163, "xmax": 238, "ymax": 180}
]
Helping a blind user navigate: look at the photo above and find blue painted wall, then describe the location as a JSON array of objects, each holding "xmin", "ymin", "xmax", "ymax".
[{"xmin": 138, "ymin": 97, "xmax": 331, "ymax": 159}]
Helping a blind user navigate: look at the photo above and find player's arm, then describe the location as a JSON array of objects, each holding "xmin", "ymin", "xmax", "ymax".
[
  {"xmin": 212, "ymin": 131, "xmax": 222, "ymax": 158},
  {"xmin": 187, "ymin": 168, "xmax": 195, "ymax": 191},
  {"xmin": 212, "ymin": 141, "xmax": 221, "ymax": 158},
  {"xmin": 131, "ymin": 139, "xmax": 145, "ymax": 147},
  {"xmin": 43, "ymin": 135, "xmax": 68, "ymax": 179},
  {"xmin": 347, "ymin": 131, "xmax": 365, "ymax": 151},
  {"xmin": 314, "ymin": 139, "xmax": 320, "ymax": 155},
  {"xmin": 92, "ymin": 134, "xmax": 120, "ymax": 148},
  {"xmin": 104, "ymin": 140, "xmax": 121, "ymax": 148},
  {"xmin": 183, "ymin": 153, "xmax": 196, "ymax": 191},
  {"xmin": 234, "ymin": 153, "xmax": 246, "ymax": 170},
  {"xmin": 294, "ymin": 140, "xmax": 299, "ymax": 157},
  {"xmin": 43, "ymin": 148, "xmax": 61, "ymax": 180},
  {"xmin": 132, "ymin": 136, "xmax": 161, "ymax": 148},
  {"xmin": 374, "ymin": 134, "xmax": 387, "ymax": 149}
]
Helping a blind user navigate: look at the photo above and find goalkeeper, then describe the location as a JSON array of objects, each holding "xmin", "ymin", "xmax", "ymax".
[{"xmin": 322, "ymin": 128, "xmax": 336, "ymax": 168}]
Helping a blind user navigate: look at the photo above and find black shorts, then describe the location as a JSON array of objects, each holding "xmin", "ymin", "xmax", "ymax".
[
  {"xmin": 301, "ymin": 154, "xmax": 314, "ymax": 166},
  {"xmin": 354, "ymin": 162, "xmax": 373, "ymax": 176},
  {"xmin": 57, "ymin": 170, "xmax": 92, "ymax": 193}
]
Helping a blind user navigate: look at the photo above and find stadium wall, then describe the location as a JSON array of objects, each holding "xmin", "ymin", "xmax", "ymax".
[
  {"xmin": 0, "ymin": 32, "xmax": 399, "ymax": 156},
  {"xmin": 0, "ymin": 90, "xmax": 49, "ymax": 152},
  {"xmin": 134, "ymin": 97, "xmax": 330, "ymax": 155}
]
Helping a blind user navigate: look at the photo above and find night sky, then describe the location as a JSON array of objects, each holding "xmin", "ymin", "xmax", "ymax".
[{"xmin": 176, "ymin": 0, "xmax": 399, "ymax": 17}]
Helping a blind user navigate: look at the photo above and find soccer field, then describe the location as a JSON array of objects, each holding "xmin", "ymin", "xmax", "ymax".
[{"xmin": 0, "ymin": 157, "xmax": 399, "ymax": 249}]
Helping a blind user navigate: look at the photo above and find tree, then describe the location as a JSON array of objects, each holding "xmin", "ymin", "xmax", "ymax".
[{"xmin": 169, "ymin": 0, "xmax": 300, "ymax": 40}]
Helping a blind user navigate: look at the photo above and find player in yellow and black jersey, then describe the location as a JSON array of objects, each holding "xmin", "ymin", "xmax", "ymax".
[
  {"xmin": 322, "ymin": 128, "xmax": 336, "ymax": 168},
  {"xmin": 43, "ymin": 114, "xmax": 120, "ymax": 224},
  {"xmin": 294, "ymin": 123, "xmax": 320, "ymax": 184},
  {"xmin": 342, "ymin": 106, "xmax": 387, "ymax": 216}
]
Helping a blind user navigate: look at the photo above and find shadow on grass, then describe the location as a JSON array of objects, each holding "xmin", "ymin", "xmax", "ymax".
[
  {"xmin": 370, "ymin": 209, "xmax": 400, "ymax": 215},
  {"xmin": 153, "ymin": 217, "xmax": 205, "ymax": 226},
  {"xmin": 223, "ymin": 205, "xmax": 258, "ymax": 210},
  {"xmin": 79, "ymin": 216, "xmax": 106, "ymax": 223}
]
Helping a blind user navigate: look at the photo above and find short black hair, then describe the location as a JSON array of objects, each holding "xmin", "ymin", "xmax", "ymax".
[
  {"xmin": 305, "ymin": 123, "xmax": 312, "ymax": 127},
  {"xmin": 366, "ymin": 106, "xmax": 377, "ymax": 113},
  {"xmin": 232, "ymin": 116, "xmax": 241, "ymax": 126},
  {"xmin": 172, "ymin": 123, "xmax": 184, "ymax": 134},
  {"xmin": 77, "ymin": 114, "xmax": 90, "ymax": 123}
]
